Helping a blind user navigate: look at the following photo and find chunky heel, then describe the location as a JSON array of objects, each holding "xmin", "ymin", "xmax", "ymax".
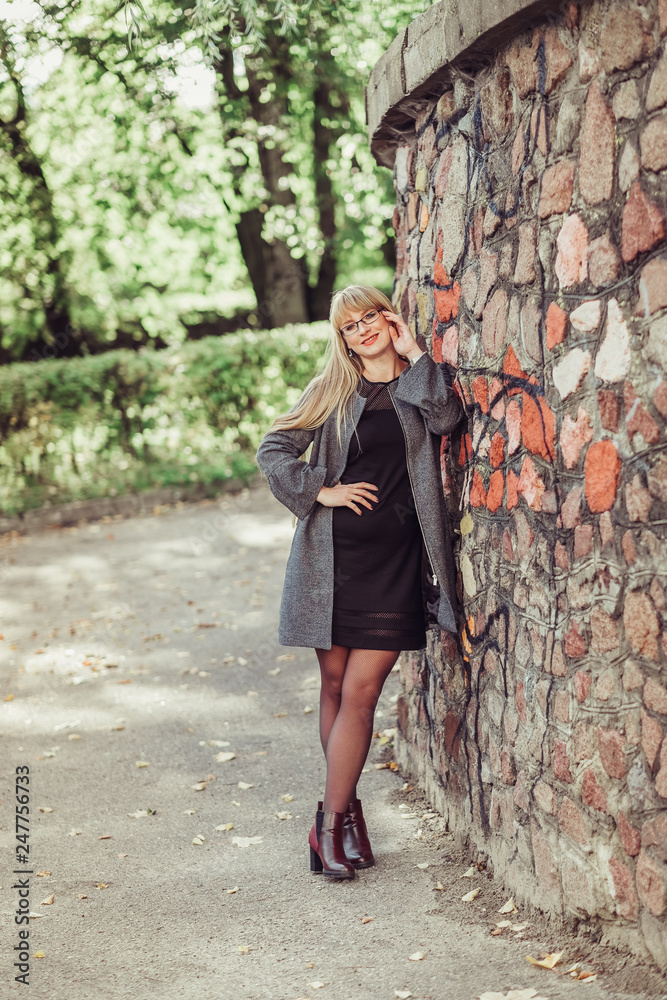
[
  {"xmin": 310, "ymin": 844, "xmax": 323, "ymax": 872},
  {"xmin": 308, "ymin": 804, "xmax": 325, "ymax": 873}
]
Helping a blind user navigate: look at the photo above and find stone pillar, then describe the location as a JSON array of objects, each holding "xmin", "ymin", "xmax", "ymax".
[{"xmin": 367, "ymin": 0, "xmax": 667, "ymax": 967}]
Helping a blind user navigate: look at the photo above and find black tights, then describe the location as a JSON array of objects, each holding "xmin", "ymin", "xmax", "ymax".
[{"xmin": 315, "ymin": 644, "xmax": 400, "ymax": 814}]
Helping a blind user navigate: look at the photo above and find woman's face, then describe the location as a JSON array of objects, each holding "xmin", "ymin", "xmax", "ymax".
[{"xmin": 338, "ymin": 305, "xmax": 393, "ymax": 360}]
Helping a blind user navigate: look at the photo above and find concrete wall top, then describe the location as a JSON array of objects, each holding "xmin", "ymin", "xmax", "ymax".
[{"xmin": 366, "ymin": 0, "xmax": 560, "ymax": 167}]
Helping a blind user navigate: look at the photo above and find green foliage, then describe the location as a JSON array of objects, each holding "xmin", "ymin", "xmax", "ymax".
[
  {"xmin": 0, "ymin": 322, "xmax": 329, "ymax": 513},
  {"xmin": 0, "ymin": 0, "xmax": 431, "ymax": 357}
]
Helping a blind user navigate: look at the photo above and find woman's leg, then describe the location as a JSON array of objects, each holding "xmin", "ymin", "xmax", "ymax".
[
  {"xmin": 315, "ymin": 644, "xmax": 350, "ymax": 755},
  {"xmin": 321, "ymin": 647, "xmax": 400, "ymax": 814}
]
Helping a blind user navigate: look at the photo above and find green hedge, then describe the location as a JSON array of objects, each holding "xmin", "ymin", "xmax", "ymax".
[{"xmin": 0, "ymin": 323, "xmax": 329, "ymax": 514}]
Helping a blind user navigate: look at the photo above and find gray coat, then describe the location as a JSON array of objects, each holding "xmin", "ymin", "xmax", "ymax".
[{"xmin": 255, "ymin": 352, "xmax": 463, "ymax": 649}]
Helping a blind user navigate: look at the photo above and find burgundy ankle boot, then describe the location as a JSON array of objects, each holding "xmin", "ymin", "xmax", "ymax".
[
  {"xmin": 343, "ymin": 797, "xmax": 375, "ymax": 868},
  {"xmin": 308, "ymin": 808, "xmax": 355, "ymax": 879}
]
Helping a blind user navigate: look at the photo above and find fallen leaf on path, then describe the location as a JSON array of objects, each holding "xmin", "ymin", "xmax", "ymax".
[
  {"xmin": 214, "ymin": 751, "xmax": 236, "ymax": 763},
  {"xmin": 477, "ymin": 991, "xmax": 546, "ymax": 1000},
  {"xmin": 578, "ymin": 972, "xmax": 597, "ymax": 981},
  {"xmin": 78, "ymin": 894, "xmax": 87, "ymax": 899},
  {"xmin": 268, "ymin": 667, "xmax": 281, "ymax": 676},
  {"xmin": 415, "ymin": 862, "xmax": 429, "ymax": 869},
  {"xmin": 206, "ymin": 740, "xmax": 230, "ymax": 747},
  {"xmin": 499, "ymin": 896, "xmax": 518, "ymax": 914},
  {"xmin": 460, "ymin": 866, "xmax": 477, "ymax": 878},
  {"xmin": 232, "ymin": 836, "xmax": 263, "ymax": 848},
  {"xmin": 184, "ymin": 809, "xmax": 197, "ymax": 815},
  {"xmin": 237, "ymin": 657, "xmax": 248, "ymax": 666},
  {"xmin": 274, "ymin": 711, "xmax": 288, "ymax": 718},
  {"xmin": 38, "ymin": 807, "xmax": 53, "ymax": 813},
  {"xmin": 127, "ymin": 809, "xmax": 155, "ymax": 818},
  {"xmin": 68, "ymin": 829, "xmax": 83, "ymax": 837},
  {"xmin": 408, "ymin": 951, "xmax": 424, "ymax": 961},
  {"xmin": 395, "ymin": 991, "xmax": 412, "ymax": 999},
  {"xmin": 33, "ymin": 951, "xmax": 45, "ymax": 959},
  {"xmin": 117, "ymin": 679, "xmax": 132, "ymax": 684},
  {"xmin": 40, "ymin": 895, "xmax": 55, "ymax": 906},
  {"xmin": 135, "ymin": 760, "xmax": 151, "ymax": 768},
  {"xmin": 215, "ymin": 822, "xmax": 234, "ymax": 832},
  {"xmin": 413, "ymin": 829, "xmax": 423, "ymax": 840},
  {"xmin": 36, "ymin": 871, "xmax": 51, "ymax": 877},
  {"xmin": 496, "ymin": 920, "xmax": 512, "ymax": 928},
  {"xmin": 275, "ymin": 811, "xmax": 293, "ymax": 820},
  {"xmin": 281, "ymin": 793, "xmax": 294, "ymax": 802},
  {"xmin": 247, "ymin": 690, "xmax": 258, "ymax": 697},
  {"xmin": 98, "ymin": 835, "xmax": 113, "ymax": 840},
  {"xmin": 461, "ymin": 888, "xmax": 480, "ymax": 902},
  {"xmin": 95, "ymin": 883, "xmax": 108, "ymax": 890},
  {"xmin": 238, "ymin": 945, "xmax": 251, "ymax": 954},
  {"xmin": 434, "ymin": 882, "xmax": 446, "ymax": 891},
  {"xmin": 68, "ymin": 734, "xmax": 81, "ymax": 740},
  {"xmin": 490, "ymin": 928, "xmax": 503, "ymax": 936},
  {"xmin": 237, "ymin": 781, "xmax": 253, "ymax": 790},
  {"xmin": 374, "ymin": 762, "xmax": 391, "ymax": 769},
  {"xmin": 54, "ymin": 720, "xmax": 81, "ymax": 732},
  {"xmin": 232, "ymin": 800, "xmax": 241, "ymax": 806},
  {"xmin": 525, "ymin": 951, "xmax": 563, "ymax": 970},
  {"xmin": 192, "ymin": 836, "xmax": 206, "ymax": 845},
  {"xmin": 360, "ymin": 917, "xmax": 372, "ymax": 924},
  {"xmin": 225, "ymin": 886, "xmax": 239, "ymax": 894},
  {"xmin": 118, "ymin": 853, "xmax": 128, "ymax": 858},
  {"xmin": 4, "ymin": 693, "xmax": 14, "ymax": 701},
  {"xmin": 307, "ymin": 982, "xmax": 324, "ymax": 989},
  {"xmin": 303, "ymin": 706, "xmax": 314, "ymax": 714},
  {"xmin": 276, "ymin": 654, "xmax": 294, "ymax": 661},
  {"xmin": 192, "ymin": 783, "xmax": 207, "ymax": 791}
]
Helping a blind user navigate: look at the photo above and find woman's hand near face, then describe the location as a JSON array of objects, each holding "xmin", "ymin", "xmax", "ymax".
[
  {"xmin": 380, "ymin": 309, "xmax": 422, "ymax": 361},
  {"xmin": 317, "ymin": 482, "xmax": 378, "ymax": 515}
]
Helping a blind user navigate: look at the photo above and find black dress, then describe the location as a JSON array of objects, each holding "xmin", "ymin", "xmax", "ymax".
[{"xmin": 331, "ymin": 374, "xmax": 427, "ymax": 651}]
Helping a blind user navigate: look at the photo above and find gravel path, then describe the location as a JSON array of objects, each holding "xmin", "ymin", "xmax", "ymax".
[{"xmin": 0, "ymin": 484, "xmax": 663, "ymax": 999}]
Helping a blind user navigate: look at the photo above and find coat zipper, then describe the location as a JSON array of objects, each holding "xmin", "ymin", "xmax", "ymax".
[{"xmin": 389, "ymin": 393, "xmax": 439, "ymax": 588}]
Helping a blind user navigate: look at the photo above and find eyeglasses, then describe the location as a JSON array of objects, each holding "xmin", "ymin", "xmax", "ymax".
[{"xmin": 339, "ymin": 309, "xmax": 380, "ymax": 338}]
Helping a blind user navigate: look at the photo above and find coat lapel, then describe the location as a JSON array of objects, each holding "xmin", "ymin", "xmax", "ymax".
[{"xmin": 328, "ymin": 392, "xmax": 367, "ymax": 484}]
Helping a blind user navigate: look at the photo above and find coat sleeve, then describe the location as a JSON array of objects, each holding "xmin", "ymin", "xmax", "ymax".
[
  {"xmin": 394, "ymin": 351, "xmax": 463, "ymax": 435},
  {"xmin": 256, "ymin": 424, "xmax": 328, "ymax": 521}
]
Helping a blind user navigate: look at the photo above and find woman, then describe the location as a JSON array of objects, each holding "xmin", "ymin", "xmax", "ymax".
[{"xmin": 256, "ymin": 285, "xmax": 462, "ymax": 880}]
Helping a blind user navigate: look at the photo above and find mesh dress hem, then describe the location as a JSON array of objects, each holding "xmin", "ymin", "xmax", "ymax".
[{"xmin": 331, "ymin": 607, "xmax": 426, "ymax": 651}]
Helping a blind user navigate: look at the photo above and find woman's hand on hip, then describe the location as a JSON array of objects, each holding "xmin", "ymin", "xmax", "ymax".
[
  {"xmin": 317, "ymin": 482, "xmax": 378, "ymax": 515},
  {"xmin": 381, "ymin": 308, "xmax": 422, "ymax": 361}
]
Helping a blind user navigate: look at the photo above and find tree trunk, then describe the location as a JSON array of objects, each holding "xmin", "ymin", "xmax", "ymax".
[
  {"xmin": 0, "ymin": 25, "xmax": 74, "ymax": 353},
  {"xmin": 308, "ymin": 64, "xmax": 341, "ymax": 321},
  {"xmin": 215, "ymin": 30, "xmax": 309, "ymax": 327}
]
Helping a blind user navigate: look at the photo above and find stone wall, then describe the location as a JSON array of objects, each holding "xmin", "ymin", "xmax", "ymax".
[{"xmin": 367, "ymin": 0, "xmax": 667, "ymax": 967}]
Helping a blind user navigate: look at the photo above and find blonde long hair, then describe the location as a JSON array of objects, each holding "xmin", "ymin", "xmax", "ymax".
[{"xmin": 270, "ymin": 284, "xmax": 395, "ymax": 441}]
